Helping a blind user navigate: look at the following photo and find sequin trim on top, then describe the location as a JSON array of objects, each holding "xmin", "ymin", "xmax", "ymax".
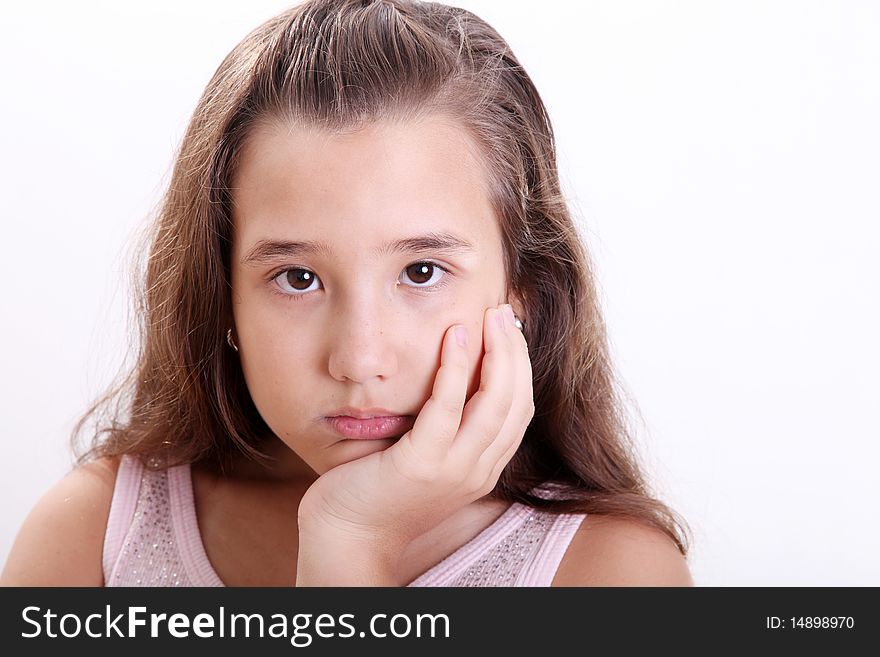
[
  {"xmin": 104, "ymin": 456, "xmax": 191, "ymax": 586},
  {"xmin": 407, "ymin": 503, "xmax": 585, "ymax": 587},
  {"xmin": 451, "ymin": 510, "xmax": 553, "ymax": 586}
]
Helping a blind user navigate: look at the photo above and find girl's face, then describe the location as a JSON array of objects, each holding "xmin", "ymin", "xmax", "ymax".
[{"xmin": 230, "ymin": 115, "xmax": 513, "ymax": 478}]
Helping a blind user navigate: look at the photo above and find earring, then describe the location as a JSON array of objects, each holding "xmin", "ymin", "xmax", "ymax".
[
  {"xmin": 513, "ymin": 314, "xmax": 524, "ymax": 331},
  {"xmin": 226, "ymin": 328, "xmax": 239, "ymax": 352}
]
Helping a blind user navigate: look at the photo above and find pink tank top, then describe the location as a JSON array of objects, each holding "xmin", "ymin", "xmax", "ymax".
[{"xmin": 103, "ymin": 455, "xmax": 586, "ymax": 587}]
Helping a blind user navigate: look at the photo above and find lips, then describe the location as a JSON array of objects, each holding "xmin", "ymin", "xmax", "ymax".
[
  {"xmin": 328, "ymin": 406, "xmax": 408, "ymax": 420},
  {"xmin": 325, "ymin": 415, "xmax": 414, "ymax": 440}
]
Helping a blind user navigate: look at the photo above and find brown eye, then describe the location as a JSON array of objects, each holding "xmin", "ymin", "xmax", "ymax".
[
  {"xmin": 275, "ymin": 268, "xmax": 319, "ymax": 295},
  {"xmin": 286, "ymin": 269, "xmax": 314, "ymax": 290},
  {"xmin": 401, "ymin": 262, "xmax": 446, "ymax": 287},
  {"xmin": 404, "ymin": 262, "xmax": 436, "ymax": 285}
]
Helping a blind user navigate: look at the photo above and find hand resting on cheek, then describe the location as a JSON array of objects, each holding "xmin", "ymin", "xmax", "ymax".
[{"xmin": 295, "ymin": 302, "xmax": 534, "ymax": 586}]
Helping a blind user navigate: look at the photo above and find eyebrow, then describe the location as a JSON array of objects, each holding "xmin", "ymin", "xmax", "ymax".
[{"xmin": 241, "ymin": 231, "xmax": 476, "ymax": 267}]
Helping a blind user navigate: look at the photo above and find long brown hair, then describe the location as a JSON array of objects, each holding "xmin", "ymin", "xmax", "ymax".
[{"xmin": 73, "ymin": 0, "xmax": 691, "ymax": 555}]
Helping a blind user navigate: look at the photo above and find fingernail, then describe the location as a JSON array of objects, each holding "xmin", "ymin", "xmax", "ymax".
[
  {"xmin": 503, "ymin": 304, "xmax": 516, "ymax": 327},
  {"xmin": 495, "ymin": 307, "xmax": 506, "ymax": 332},
  {"xmin": 455, "ymin": 325, "xmax": 468, "ymax": 347}
]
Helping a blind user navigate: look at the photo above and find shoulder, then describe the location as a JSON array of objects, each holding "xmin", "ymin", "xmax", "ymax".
[
  {"xmin": 551, "ymin": 514, "xmax": 694, "ymax": 587},
  {"xmin": 0, "ymin": 455, "xmax": 122, "ymax": 586}
]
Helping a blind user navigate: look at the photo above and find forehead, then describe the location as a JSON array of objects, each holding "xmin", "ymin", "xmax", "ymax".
[{"xmin": 230, "ymin": 115, "xmax": 500, "ymax": 254}]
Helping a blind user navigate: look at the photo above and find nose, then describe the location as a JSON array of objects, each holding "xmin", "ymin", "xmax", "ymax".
[{"xmin": 327, "ymin": 299, "xmax": 400, "ymax": 384}]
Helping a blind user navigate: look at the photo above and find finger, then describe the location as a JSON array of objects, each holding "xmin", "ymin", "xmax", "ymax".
[
  {"xmin": 450, "ymin": 305, "xmax": 515, "ymax": 463},
  {"xmin": 405, "ymin": 322, "xmax": 470, "ymax": 462},
  {"xmin": 477, "ymin": 305, "xmax": 535, "ymax": 476}
]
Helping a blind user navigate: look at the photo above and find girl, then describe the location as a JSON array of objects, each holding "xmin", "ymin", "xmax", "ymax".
[{"xmin": 2, "ymin": 0, "xmax": 692, "ymax": 586}]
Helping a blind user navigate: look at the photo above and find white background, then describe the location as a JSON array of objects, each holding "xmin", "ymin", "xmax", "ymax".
[{"xmin": 1, "ymin": 0, "xmax": 878, "ymax": 586}]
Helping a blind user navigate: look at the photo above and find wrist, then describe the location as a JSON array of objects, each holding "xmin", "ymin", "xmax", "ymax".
[{"xmin": 296, "ymin": 523, "xmax": 405, "ymax": 586}]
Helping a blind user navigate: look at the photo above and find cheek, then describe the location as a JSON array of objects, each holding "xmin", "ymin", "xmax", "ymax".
[
  {"xmin": 445, "ymin": 304, "xmax": 494, "ymax": 401},
  {"xmin": 239, "ymin": 333, "xmax": 310, "ymax": 410},
  {"xmin": 364, "ymin": 306, "xmax": 486, "ymax": 404}
]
